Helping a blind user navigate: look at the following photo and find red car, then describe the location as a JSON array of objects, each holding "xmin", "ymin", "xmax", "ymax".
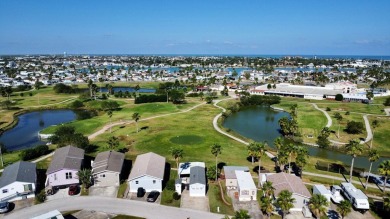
[{"xmin": 68, "ymin": 185, "xmax": 79, "ymax": 195}]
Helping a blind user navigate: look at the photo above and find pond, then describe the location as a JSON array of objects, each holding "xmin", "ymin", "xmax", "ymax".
[
  {"xmin": 0, "ymin": 110, "xmax": 77, "ymax": 151},
  {"xmin": 223, "ymin": 106, "xmax": 386, "ymax": 170}
]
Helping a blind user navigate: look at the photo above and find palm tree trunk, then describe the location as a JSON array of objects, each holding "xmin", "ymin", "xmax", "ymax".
[
  {"xmin": 215, "ymin": 157, "xmax": 218, "ymax": 182},
  {"xmin": 350, "ymin": 157, "xmax": 355, "ymax": 182},
  {"xmin": 365, "ymin": 162, "xmax": 373, "ymax": 189},
  {"xmin": 251, "ymin": 156, "xmax": 254, "ymax": 165},
  {"xmin": 258, "ymin": 158, "xmax": 262, "ymax": 188},
  {"xmin": 370, "ymin": 131, "xmax": 374, "ymax": 149}
]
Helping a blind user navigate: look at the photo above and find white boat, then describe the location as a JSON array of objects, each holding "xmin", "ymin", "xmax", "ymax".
[{"xmin": 330, "ymin": 185, "xmax": 344, "ymax": 204}]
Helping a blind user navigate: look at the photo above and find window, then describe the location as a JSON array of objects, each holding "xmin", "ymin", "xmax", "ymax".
[
  {"xmin": 24, "ymin": 184, "xmax": 33, "ymax": 192},
  {"xmin": 153, "ymin": 180, "xmax": 156, "ymax": 184},
  {"xmin": 2, "ymin": 189, "xmax": 8, "ymax": 193},
  {"xmin": 135, "ymin": 181, "xmax": 139, "ymax": 184},
  {"xmin": 66, "ymin": 172, "xmax": 73, "ymax": 179}
]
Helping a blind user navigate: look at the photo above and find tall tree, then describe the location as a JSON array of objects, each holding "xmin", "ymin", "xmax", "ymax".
[
  {"xmin": 295, "ymin": 146, "xmax": 309, "ymax": 177},
  {"xmin": 365, "ymin": 149, "xmax": 379, "ymax": 189},
  {"xmin": 337, "ymin": 200, "xmax": 351, "ymax": 219},
  {"xmin": 276, "ymin": 190, "xmax": 295, "ymax": 219},
  {"xmin": 232, "ymin": 209, "xmax": 251, "ymax": 219},
  {"xmin": 211, "ymin": 143, "xmax": 222, "ymax": 181},
  {"xmin": 261, "ymin": 181, "xmax": 275, "ymax": 198},
  {"xmin": 378, "ymin": 160, "xmax": 390, "ymax": 193},
  {"xmin": 77, "ymin": 169, "xmax": 92, "ymax": 191},
  {"xmin": 107, "ymin": 110, "xmax": 113, "ymax": 133},
  {"xmin": 345, "ymin": 139, "xmax": 364, "ymax": 182},
  {"xmin": 107, "ymin": 136, "xmax": 119, "ymax": 150},
  {"xmin": 253, "ymin": 142, "xmax": 266, "ymax": 187},
  {"xmin": 370, "ymin": 119, "xmax": 379, "ymax": 149},
  {"xmin": 260, "ymin": 197, "xmax": 274, "ymax": 219},
  {"xmin": 132, "ymin": 112, "xmax": 140, "ymax": 133},
  {"xmin": 308, "ymin": 194, "xmax": 329, "ymax": 218},
  {"xmin": 247, "ymin": 142, "xmax": 258, "ymax": 165},
  {"xmin": 170, "ymin": 147, "xmax": 184, "ymax": 170}
]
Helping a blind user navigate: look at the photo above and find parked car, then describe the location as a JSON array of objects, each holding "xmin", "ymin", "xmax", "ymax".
[
  {"xmin": 0, "ymin": 202, "xmax": 9, "ymax": 213},
  {"xmin": 68, "ymin": 185, "xmax": 79, "ymax": 196},
  {"xmin": 137, "ymin": 187, "xmax": 145, "ymax": 198},
  {"xmin": 147, "ymin": 191, "xmax": 160, "ymax": 202}
]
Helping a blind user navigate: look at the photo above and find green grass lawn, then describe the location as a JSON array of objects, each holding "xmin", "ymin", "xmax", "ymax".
[
  {"xmin": 367, "ymin": 115, "xmax": 390, "ymax": 157},
  {"xmin": 208, "ymin": 183, "xmax": 234, "ymax": 215},
  {"xmin": 160, "ymin": 170, "xmax": 180, "ymax": 207},
  {"xmin": 327, "ymin": 111, "xmax": 367, "ymax": 143},
  {"xmin": 117, "ymin": 181, "xmax": 128, "ymax": 198}
]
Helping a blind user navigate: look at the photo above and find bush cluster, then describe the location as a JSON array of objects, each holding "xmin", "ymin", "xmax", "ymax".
[
  {"xmin": 240, "ymin": 95, "xmax": 281, "ymax": 106},
  {"xmin": 134, "ymin": 94, "xmax": 166, "ymax": 104},
  {"xmin": 53, "ymin": 83, "xmax": 75, "ymax": 94},
  {"xmin": 19, "ymin": 145, "xmax": 49, "ymax": 161}
]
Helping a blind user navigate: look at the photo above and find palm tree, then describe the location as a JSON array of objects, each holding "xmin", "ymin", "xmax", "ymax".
[
  {"xmin": 337, "ymin": 200, "xmax": 351, "ymax": 219},
  {"xmin": 295, "ymin": 146, "xmax": 308, "ymax": 177},
  {"xmin": 286, "ymin": 144, "xmax": 297, "ymax": 174},
  {"xmin": 384, "ymin": 197, "xmax": 390, "ymax": 212},
  {"xmin": 232, "ymin": 209, "xmax": 251, "ymax": 219},
  {"xmin": 107, "ymin": 110, "xmax": 113, "ymax": 133},
  {"xmin": 276, "ymin": 190, "xmax": 295, "ymax": 219},
  {"xmin": 77, "ymin": 169, "xmax": 92, "ymax": 191},
  {"xmin": 278, "ymin": 150, "xmax": 289, "ymax": 172},
  {"xmin": 107, "ymin": 136, "xmax": 119, "ymax": 150},
  {"xmin": 370, "ymin": 119, "xmax": 379, "ymax": 148},
  {"xmin": 170, "ymin": 147, "xmax": 183, "ymax": 170},
  {"xmin": 274, "ymin": 137, "xmax": 283, "ymax": 156},
  {"xmin": 211, "ymin": 143, "xmax": 222, "ymax": 181},
  {"xmin": 88, "ymin": 79, "xmax": 94, "ymax": 99},
  {"xmin": 378, "ymin": 160, "xmax": 390, "ymax": 193},
  {"xmin": 334, "ymin": 112, "xmax": 343, "ymax": 139},
  {"xmin": 253, "ymin": 142, "xmax": 266, "ymax": 187},
  {"xmin": 132, "ymin": 112, "xmax": 140, "ymax": 133},
  {"xmin": 345, "ymin": 139, "xmax": 364, "ymax": 182},
  {"xmin": 262, "ymin": 181, "xmax": 275, "ymax": 198},
  {"xmin": 260, "ymin": 196, "xmax": 274, "ymax": 219},
  {"xmin": 308, "ymin": 194, "xmax": 329, "ymax": 218},
  {"xmin": 247, "ymin": 142, "xmax": 258, "ymax": 165},
  {"xmin": 365, "ymin": 149, "xmax": 379, "ymax": 189}
]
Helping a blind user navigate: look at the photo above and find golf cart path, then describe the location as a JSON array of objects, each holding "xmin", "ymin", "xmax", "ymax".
[{"xmin": 88, "ymin": 102, "xmax": 206, "ymax": 140}]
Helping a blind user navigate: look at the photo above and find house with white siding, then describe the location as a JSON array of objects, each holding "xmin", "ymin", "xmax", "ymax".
[
  {"xmin": 236, "ymin": 170, "xmax": 257, "ymax": 201},
  {"xmin": 0, "ymin": 161, "xmax": 36, "ymax": 202},
  {"xmin": 128, "ymin": 152, "xmax": 165, "ymax": 192}
]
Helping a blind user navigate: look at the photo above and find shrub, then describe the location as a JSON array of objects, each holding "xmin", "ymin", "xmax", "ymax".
[
  {"xmin": 101, "ymin": 100, "xmax": 120, "ymax": 111},
  {"xmin": 20, "ymin": 93, "xmax": 24, "ymax": 97},
  {"xmin": 384, "ymin": 97, "xmax": 390, "ymax": 106},
  {"xmin": 69, "ymin": 100, "xmax": 84, "ymax": 109},
  {"xmin": 166, "ymin": 179, "xmax": 175, "ymax": 191},
  {"xmin": 19, "ymin": 145, "xmax": 49, "ymax": 161},
  {"xmin": 29, "ymin": 92, "xmax": 33, "ymax": 96},
  {"xmin": 346, "ymin": 121, "xmax": 364, "ymax": 134},
  {"xmin": 173, "ymin": 192, "xmax": 181, "ymax": 200},
  {"xmin": 35, "ymin": 190, "xmax": 46, "ymax": 204},
  {"xmin": 335, "ymin": 94, "xmax": 343, "ymax": 101},
  {"xmin": 326, "ymin": 107, "xmax": 331, "ymax": 111},
  {"xmin": 53, "ymin": 83, "xmax": 75, "ymax": 94},
  {"xmin": 186, "ymin": 93, "xmax": 199, "ymax": 97},
  {"xmin": 345, "ymin": 111, "xmax": 350, "ymax": 115}
]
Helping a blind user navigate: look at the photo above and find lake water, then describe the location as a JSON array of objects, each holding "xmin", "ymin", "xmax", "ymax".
[
  {"xmin": 0, "ymin": 110, "xmax": 76, "ymax": 151},
  {"xmin": 223, "ymin": 106, "xmax": 386, "ymax": 170}
]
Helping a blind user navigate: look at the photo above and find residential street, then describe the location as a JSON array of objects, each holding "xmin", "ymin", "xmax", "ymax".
[{"xmin": 5, "ymin": 196, "xmax": 224, "ymax": 219}]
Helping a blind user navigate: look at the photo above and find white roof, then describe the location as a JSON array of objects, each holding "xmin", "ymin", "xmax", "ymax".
[
  {"xmin": 313, "ymin": 184, "xmax": 331, "ymax": 195},
  {"xmin": 178, "ymin": 162, "xmax": 205, "ymax": 175},
  {"xmin": 235, "ymin": 170, "xmax": 256, "ymax": 190},
  {"xmin": 30, "ymin": 210, "xmax": 64, "ymax": 219}
]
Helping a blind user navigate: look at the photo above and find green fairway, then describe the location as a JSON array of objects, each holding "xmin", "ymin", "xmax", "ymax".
[{"xmin": 170, "ymin": 135, "xmax": 204, "ymax": 145}]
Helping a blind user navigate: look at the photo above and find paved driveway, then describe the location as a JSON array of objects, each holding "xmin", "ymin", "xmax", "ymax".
[
  {"xmin": 5, "ymin": 196, "xmax": 224, "ymax": 219},
  {"xmin": 89, "ymin": 186, "xmax": 118, "ymax": 198},
  {"xmin": 46, "ymin": 187, "xmax": 80, "ymax": 201},
  {"xmin": 128, "ymin": 192, "xmax": 162, "ymax": 204},
  {"xmin": 228, "ymin": 189, "xmax": 263, "ymax": 219},
  {"xmin": 180, "ymin": 190, "xmax": 210, "ymax": 212}
]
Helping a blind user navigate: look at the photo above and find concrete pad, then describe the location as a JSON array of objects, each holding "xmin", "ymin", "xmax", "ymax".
[
  {"xmin": 89, "ymin": 186, "xmax": 118, "ymax": 198},
  {"xmin": 46, "ymin": 187, "xmax": 80, "ymax": 201},
  {"xmin": 128, "ymin": 192, "xmax": 162, "ymax": 204},
  {"xmin": 180, "ymin": 190, "xmax": 210, "ymax": 212},
  {"xmin": 72, "ymin": 210, "xmax": 117, "ymax": 219},
  {"xmin": 0, "ymin": 198, "xmax": 34, "ymax": 218},
  {"xmin": 228, "ymin": 189, "xmax": 262, "ymax": 219}
]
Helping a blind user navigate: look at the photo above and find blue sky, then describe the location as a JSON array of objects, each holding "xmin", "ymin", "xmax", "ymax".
[{"xmin": 0, "ymin": 0, "xmax": 389, "ymax": 55}]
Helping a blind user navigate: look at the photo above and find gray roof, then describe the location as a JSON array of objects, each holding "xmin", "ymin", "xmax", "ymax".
[
  {"xmin": 223, "ymin": 166, "xmax": 249, "ymax": 179},
  {"xmin": 267, "ymin": 172, "xmax": 311, "ymax": 198},
  {"xmin": 190, "ymin": 166, "xmax": 206, "ymax": 185},
  {"xmin": 92, "ymin": 151, "xmax": 125, "ymax": 174},
  {"xmin": 47, "ymin": 146, "xmax": 84, "ymax": 174},
  {"xmin": 0, "ymin": 161, "xmax": 36, "ymax": 188},
  {"xmin": 128, "ymin": 152, "xmax": 165, "ymax": 180}
]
